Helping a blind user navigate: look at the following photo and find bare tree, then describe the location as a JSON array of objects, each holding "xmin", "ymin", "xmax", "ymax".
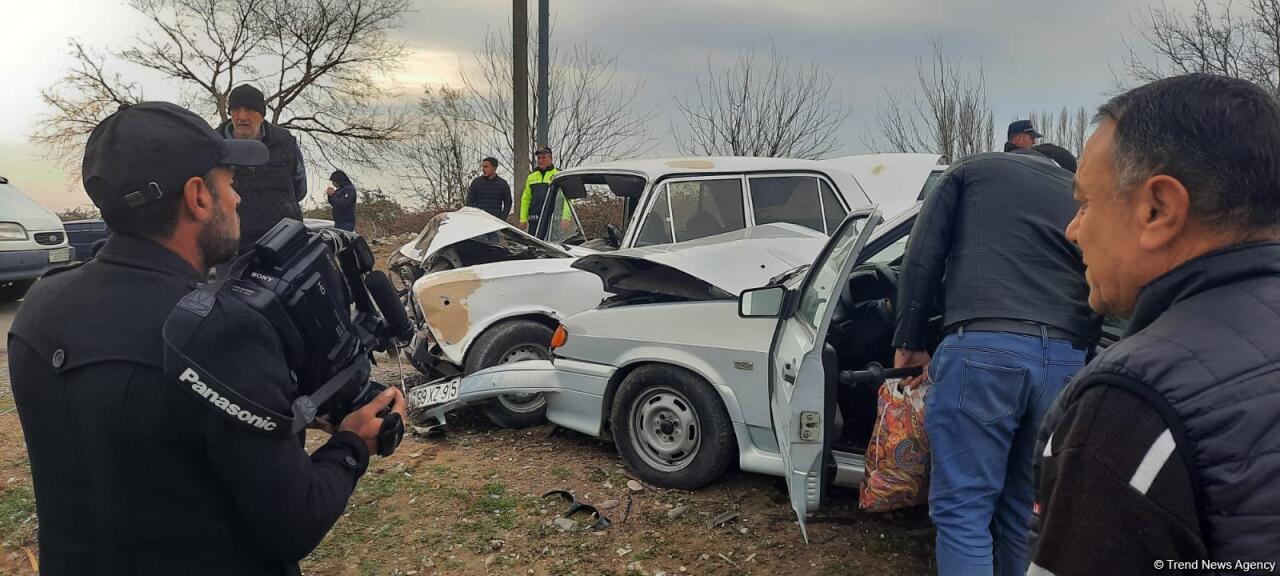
[
  {"xmin": 674, "ymin": 45, "xmax": 848, "ymax": 159},
  {"xmin": 1122, "ymin": 0, "xmax": 1280, "ymax": 95},
  {"xmin": 391, "ymin": 86, "xmax": 477, "ymax": 210},
  {"xmin": 33, "ymin": 0, "xmax": 413, "ymax": 172},
  {"xmin": 1026, "ymin": 107, "xmax": 1092, "ymax": 156},
  {"xmin": 451, "ymin": 28, "xmax": 657, "ymax": 170},
  {"xmin": 868, "ymin": 41, "xmax": 995, "ymax": 162}
]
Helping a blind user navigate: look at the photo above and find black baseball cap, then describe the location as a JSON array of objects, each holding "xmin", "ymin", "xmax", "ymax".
[
  {"xmin": 1007, "ymin": 119, "xmax": 1043, "ymax": 139},
  {"xmin": 82, "ymin": 101, "xmax": 268, "ymax": 212},
  {"xmin": 534, "ymin": 145, "xmax": 553, "ymax": 155}
]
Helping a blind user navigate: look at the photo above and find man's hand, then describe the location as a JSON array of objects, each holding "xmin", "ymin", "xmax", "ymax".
[
  {"xmin": 338, "ymin": 387, "xmax": 408, "ymax": 455},
  {"xmin": 325, "ymin": 186, "xmax": 336, "ymax": 197},
  {"xmin": 894, "ymin": 348, "xmax": 932, "ymax": 389}
]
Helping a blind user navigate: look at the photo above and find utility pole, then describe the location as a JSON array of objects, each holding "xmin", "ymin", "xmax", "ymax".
[
  {"xmin": 513, "ymin": 0, "xmax": 530, "ymax": 221},
  {"xmin": 536, "ymin": 0, "xmax": 549, "ymax": 150}
]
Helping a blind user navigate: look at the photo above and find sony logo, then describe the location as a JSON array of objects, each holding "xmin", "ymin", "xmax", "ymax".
[{"xmin": 178, "ymin": 368, "xmax": 278, "ymax": 431}]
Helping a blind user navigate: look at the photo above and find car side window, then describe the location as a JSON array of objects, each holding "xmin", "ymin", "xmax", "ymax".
[
  {"xmin": 668, "ymin": 179, "xmax": 746, "ymax": 242},
  {"xmin": 634, "ymin": 187, "xmax": 673, "ymax": 247},
  {"xmin": 820, "ymin": 180, "xmax": 847, "ymax": 234},
  {"xmin": 749, "ymin": 176, "xmax": 827, "ymax": 234}
]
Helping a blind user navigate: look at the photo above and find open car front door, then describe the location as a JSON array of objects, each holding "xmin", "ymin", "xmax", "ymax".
[{"xmin": 769, "ymin": 207, "xmax": 881, "ymax": 541}]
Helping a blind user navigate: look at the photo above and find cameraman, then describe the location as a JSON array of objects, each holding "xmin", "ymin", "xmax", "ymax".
[{"xmin": 7, "ymin": 102, "xmax": 406, "ymax": 575}]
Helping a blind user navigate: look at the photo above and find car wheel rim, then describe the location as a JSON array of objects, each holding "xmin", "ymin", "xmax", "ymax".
[
  {"xmin": 494, "ymin": 344, "xmax": 548, "ymax": 413},
  {"xmin": 629, "ymin": 386, "xmax": 701, "ymax": 473}
]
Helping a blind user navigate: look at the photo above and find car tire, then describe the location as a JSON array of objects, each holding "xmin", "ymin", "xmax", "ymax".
[
  {"xmin": 465, "ymin": 319, "xmax": 553, "ymax": 428},
  {"xmin": 610, "ymin": 365, "xmax": 735, "ymax": 490},
  {"xmin": 0, "ymin": 280, "xmax": 34, "ymax": 302}
]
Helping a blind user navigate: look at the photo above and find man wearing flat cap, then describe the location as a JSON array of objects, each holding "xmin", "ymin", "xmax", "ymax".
[
  {"xmin": 1005, "ymin": 119, "xmax": 1043, "ymax": 152},
  {"xmin": 219, "ymin": 84, "xmax": 309, "ymax": 254},
  {"xmin": 8, "ymin": 101, "xmax": 402, "ymax": 575}
]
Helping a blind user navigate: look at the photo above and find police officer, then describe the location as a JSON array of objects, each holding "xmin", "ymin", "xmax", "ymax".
[
  {"xmin": 520, "ymin": 145, "xmax": 559, "ymax": 233},
  {"xmin": 7, "ymin": 102, "xmax": 406, "ymax": 575}
]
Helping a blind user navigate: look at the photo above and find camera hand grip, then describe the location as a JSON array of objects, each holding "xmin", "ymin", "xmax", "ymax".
[{"xmin": 375, "ymin": 410, "xmax": 404, "ymax": 457}]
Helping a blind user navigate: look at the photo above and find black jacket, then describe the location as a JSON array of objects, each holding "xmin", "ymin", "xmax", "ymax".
[
  {"xmin": 7, "ymin": 235, "xmax": 369, "ymax": 576},
  {"xmin": 218, "ymin": 121, "xmax": 307, "ymax": 252},
  {"xmin": 328, "ymin": 183, "xmax": 357, "ymax": 230},
  {"xmin": 893, "ymin": 150, "xmax": 1101, "ymax": 349},
  {"xmin": 1032, "ymin": 242, "xmax": 1280, "ymax": 574},
  {"xmin": 466, "ymin": 175, "xmax": 512, "ymax": 220}
]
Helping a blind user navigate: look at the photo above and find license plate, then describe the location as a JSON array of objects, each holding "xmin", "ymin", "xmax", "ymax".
[
  {"xmin": 408, "ymin": 378, "xmax": 460, "ymax": 409},
  {"xmin": 48, "ymin": 247, "xmax": 71, "ymax": 263}
]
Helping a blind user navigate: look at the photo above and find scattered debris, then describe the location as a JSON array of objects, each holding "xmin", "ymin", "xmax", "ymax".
[
  {"xmin": 553, "ymin": 517, "xmax": 578, "ymax": 532},
  {"xmin": 616, "ymin": 547, "xmax": 632, "ymax": 557},
  {"xmin": 719, "ymin": 553, "xmax": 742, "ymax": 569},
  {"xmin": 627, "ymin": 480, "xmax": 644, "ymax": 492},
  {"xmin": 667, "ymin": 505, "xmax": 691, "ymax": 521},
  {"xmin": 489, "ymin": 539, "xmax": 505, "ymax": 551},
  {"xmin": 600, "ymin": 499, "xmax": 622, "ymax": 510},
  {"xmin": 707, "ymin": 511, "xmax": 741, "ymax": 529}
]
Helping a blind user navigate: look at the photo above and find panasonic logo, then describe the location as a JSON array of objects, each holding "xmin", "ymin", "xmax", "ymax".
[{"xmin": 179, "ymin": 368, "xmax": 278, "ymax": 431}]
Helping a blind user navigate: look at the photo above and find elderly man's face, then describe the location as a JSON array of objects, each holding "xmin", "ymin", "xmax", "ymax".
[
  {"xmin": 1011, "ymin": 132, "xmax": 1035, "ymax": 149},
  {"xmin": 230, "ymin": 106, "xmax": 264, "ymax": 140},
  {"xmin": 1066, "ymin": 121, "xmax": 1150, "ymax": 317},
  {"xmin": 536, "ymin": 152, "xmax": 552, "ymax": 169}
]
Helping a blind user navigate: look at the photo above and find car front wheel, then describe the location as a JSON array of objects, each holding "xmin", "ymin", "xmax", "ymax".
[
  {"xmin": 464, "ymin": 319, "xmax": 552, "ymax": 428},
  {"xmin": 610, "ymin": 365, "xmax": 735, "ymax": 490}
]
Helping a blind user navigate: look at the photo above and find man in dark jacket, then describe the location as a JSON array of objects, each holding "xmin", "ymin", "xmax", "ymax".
[
  {"xmin": 8, "ymin": 102, "xmax": 405, "ymax": 575},
  {"xmin": 1005, "ymin": 119, "xmax": 1042, "ymax": 152},
  {"xmin": 326, "ymin": 169, "xmax": 357, "ymax": 232},
  {"xmin": 1030, "ymin": 74, "xmax": 1280, "ymax": 575},
  {"xmin": 217, "ymin": 84, "xmax": 308, "ymax": 254},
  {"xmin": 893, "ymin": 147, "xmax": 1100, "ymax": 575},
  {"xmin": 466, "ymin": 157, "xmax": 512, "ymax": 220}
]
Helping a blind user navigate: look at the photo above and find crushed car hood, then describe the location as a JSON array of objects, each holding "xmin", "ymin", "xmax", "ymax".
[
  {"xmin": 572, "ymin": 223, "xmax": 827, "ymax": 302},
  {"xmin": 398, "ymin": 207, "xmax": 590, "ymax": 264}
]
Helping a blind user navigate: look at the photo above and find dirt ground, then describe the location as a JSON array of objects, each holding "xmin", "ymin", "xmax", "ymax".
[{"xmin": 0, "ymin": 238, "xmax": 937, "ymax": 575}]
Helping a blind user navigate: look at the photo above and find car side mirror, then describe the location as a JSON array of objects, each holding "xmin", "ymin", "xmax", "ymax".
[{"xmin": 739, "ymin": 285, "xmax": 787, "ymax": 318}]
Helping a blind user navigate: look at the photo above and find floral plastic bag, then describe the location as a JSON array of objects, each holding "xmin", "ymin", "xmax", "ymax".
[{"xmin": 859, "ymin": 378, "xmax": 931, "ymax": 512}]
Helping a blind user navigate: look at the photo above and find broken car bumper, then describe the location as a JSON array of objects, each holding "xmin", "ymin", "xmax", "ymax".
[{"xmin": 419, "ymin": 358, "xmax": 613, "ymax": 437}]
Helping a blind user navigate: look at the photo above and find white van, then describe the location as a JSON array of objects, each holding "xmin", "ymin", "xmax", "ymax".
[{"xmin": 0, "ymin": 176, "xmax": 73, "ymax": 301}]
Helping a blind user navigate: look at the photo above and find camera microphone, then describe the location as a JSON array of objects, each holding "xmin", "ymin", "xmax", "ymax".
[{"xmin": 365, "ymin": 270, "xmax": 414, "ymax": 341}]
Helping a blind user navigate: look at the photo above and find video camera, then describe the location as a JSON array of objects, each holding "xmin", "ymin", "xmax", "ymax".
[{"xmin": 163, "ymin": 219, "xmax": 414, "ymax": 456}]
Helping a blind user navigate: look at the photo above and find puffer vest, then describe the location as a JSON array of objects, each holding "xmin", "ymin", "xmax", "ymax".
[
  {"xmin": 219, "ymin": 121, "xmax": 302, "ymax": 247},
  {"xmin": 1044, "ymin": 242, "xmax": 1280, "ymax": 563}
]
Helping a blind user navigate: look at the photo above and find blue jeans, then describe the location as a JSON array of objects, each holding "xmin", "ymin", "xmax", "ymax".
[{"xmin": 925, "ymin": 328, "xmax": 1086, "ymax": 576}]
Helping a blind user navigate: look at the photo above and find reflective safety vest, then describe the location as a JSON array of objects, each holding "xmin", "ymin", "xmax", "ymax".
[{"xmin": 520, "ymin": 167, "xmax": 564, "ymax": 223}]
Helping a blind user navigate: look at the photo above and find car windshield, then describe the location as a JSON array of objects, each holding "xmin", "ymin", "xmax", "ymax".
[{"xmin": 546, "ymin": 173, "xmax": 646, "ymax": 246}]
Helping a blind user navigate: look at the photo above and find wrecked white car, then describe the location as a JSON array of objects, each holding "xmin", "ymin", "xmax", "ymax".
[
  {"xmin": 396, "ymin": 155, "xmax": 944, "ymax": 428},
  {"xmin": 412, "ymin": 207, "xmax": 918, "ymax": 540}
]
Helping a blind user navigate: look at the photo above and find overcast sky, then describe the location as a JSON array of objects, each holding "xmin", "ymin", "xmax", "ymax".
[{"xmin": 0, "ymin": 0, "xmax": 1191, "ymax": 212}]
